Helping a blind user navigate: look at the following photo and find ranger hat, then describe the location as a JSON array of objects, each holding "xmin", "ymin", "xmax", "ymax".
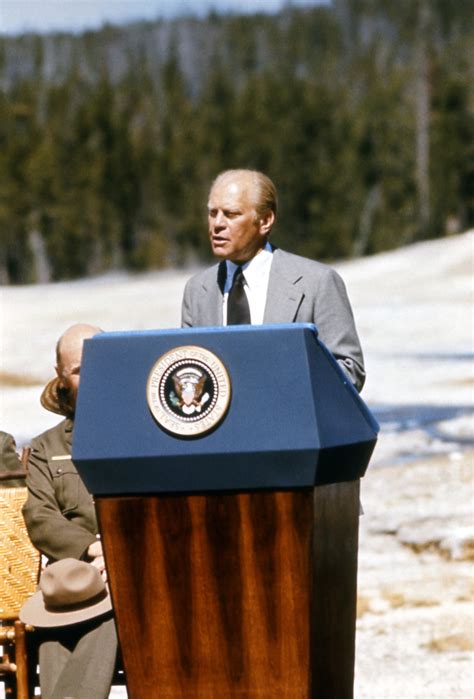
[
  {"xmin": 40, "ymin": 377, "xmax": 74, "ymax": 417},
  {"xmin": 20, "ymin": 558, "xmax": 112, "ymax": 627}
]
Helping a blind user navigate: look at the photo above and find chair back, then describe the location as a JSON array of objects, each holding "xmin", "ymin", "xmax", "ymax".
[{"xmin": 0, "ymin": 487, "xmax": 40, "ymax": 621}]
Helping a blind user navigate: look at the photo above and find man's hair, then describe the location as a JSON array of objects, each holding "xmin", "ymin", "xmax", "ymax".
[{"xmin": 212, "ymin": 169, "xmax": 278, "ymax": 218}]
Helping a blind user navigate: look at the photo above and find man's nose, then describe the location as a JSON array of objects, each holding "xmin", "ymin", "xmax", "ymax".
[{"xmin": 214, "ymin": 210, "xmax": 226, "ymax": 227}]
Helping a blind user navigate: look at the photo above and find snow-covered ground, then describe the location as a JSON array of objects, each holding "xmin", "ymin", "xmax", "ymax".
[
  {"xmin": 1, "ymin": 232, "xmax": 472, "ymax": 456},
  {"xmin": 1, "ymin": 231, "xmax": 473, "ymax": 697}
]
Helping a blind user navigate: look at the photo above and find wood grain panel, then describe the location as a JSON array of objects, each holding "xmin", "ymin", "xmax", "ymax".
[
  {"xmin": 312, "ymin": 480, "xmax": 360, "ymax": 699},
  {"xmin": 96, "ymin": 482, "xmax": 359, "ymax": 698}
]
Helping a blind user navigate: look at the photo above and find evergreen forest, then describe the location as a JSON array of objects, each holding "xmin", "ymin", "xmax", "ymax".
[{"xmin": 0, "ymin": 0, "xmax": 473, "ymax": 283}]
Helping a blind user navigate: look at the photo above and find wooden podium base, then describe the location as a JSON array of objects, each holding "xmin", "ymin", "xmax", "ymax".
[{"xmin": 96, "ymin": 480, "xmax": 359, "ymax": 698}]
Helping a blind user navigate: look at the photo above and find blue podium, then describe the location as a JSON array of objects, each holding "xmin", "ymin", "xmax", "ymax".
[{"xmin": 73, "ymin": 324, "xmax": 378, "ymax": 698}]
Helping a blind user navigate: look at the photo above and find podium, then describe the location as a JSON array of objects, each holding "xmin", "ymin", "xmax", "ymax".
[{"xmin": 73, "ymin": 324, "xmax": 378, "ymax": 698}]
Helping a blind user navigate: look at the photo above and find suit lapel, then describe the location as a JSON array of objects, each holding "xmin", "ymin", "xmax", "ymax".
[
  {"xmin": 200, "ymin": 262, "xmax": 225, "ymax": 326},
  {"xmin": 263, "ymin": 249, "xmax": 305, "ymax": 323}
]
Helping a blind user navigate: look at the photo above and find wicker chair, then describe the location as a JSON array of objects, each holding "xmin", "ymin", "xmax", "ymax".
[
  {"xmin": 0, "ymin": 449, "xmax": 126, "ymax": 696},
  {"xmin": 0, "ymin": 472, "xmax": 41, "ymax": 697}
]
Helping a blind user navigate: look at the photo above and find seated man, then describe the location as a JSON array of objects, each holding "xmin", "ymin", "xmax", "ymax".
[
  {"xmin": 23, "ymin": 323, "xmax": 117, "ymax": 699},
  {"xmin": 0, "ymin": 430, "xmax": 25, "ymax": 486}
]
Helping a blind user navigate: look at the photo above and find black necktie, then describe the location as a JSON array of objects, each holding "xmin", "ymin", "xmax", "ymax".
[{"xmin": 227, "ymin": 266, "xmax": 251, "ymax": 325}]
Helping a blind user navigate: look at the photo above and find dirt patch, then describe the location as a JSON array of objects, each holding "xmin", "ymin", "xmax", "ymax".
[
  {"xmin": 425, "ymin": 634, "xmax": 474, "ymax": 653},
  {"xmin": 0, "ymin": 370, "xmax": 42, "ymax": 387}
]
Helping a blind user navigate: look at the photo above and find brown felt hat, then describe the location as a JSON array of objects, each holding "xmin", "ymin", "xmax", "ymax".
[
  {"xmin": 40, "ymin": 377, "xmax": 74, "ymax": 417},
  {"xmin": 20, "ymin": 559, "xmax": 112, "ymax": 628}
]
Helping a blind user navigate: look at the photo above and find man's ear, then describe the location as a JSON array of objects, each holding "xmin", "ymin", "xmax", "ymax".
[
  {"xmin": 259, "ymin": 210, "xmax": 275, "ymax": 236},
  {"xmin": 55, "ymin": 365, "xmax": 64, "ymax": 387}
]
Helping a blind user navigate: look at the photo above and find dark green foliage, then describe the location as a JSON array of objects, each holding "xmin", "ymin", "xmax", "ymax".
[{"xmin": 0, "ymin": 1, "xmax": 472, "ymax": 282}]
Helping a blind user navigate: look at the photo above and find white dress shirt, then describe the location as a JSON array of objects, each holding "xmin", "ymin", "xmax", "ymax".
[{"xmin": 223, "ymin": 242, "xmax": 273, "ymax": 325}]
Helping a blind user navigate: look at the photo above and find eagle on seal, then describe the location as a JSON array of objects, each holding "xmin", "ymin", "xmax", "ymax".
[{"xmin": 172, "ymin": 367, "xmax": 210, "ymax": 415}]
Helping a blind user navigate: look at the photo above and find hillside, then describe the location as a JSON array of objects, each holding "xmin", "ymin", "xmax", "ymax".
[{"xmin": 1, "ymin": 2, "xmax": 473, "ymax": 283}]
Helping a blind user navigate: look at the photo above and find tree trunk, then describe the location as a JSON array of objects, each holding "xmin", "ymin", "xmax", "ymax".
[{"xmin": 414, "ymin": 0, "xmax": 431, "ymax": 240}]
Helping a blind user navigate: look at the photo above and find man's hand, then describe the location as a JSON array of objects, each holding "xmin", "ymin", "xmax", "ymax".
[
  {"xmin": 87, "ymin": 539, "xmax": 107, "ymax": 582},
  {"xmin": 87, "ymin": 539, "xmax": 103, "ymax": 558}
]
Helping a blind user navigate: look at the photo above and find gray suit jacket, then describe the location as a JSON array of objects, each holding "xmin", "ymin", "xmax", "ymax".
[{"xmin": 182, "ymin": 248, "xmax": 365, "ymax": 391}]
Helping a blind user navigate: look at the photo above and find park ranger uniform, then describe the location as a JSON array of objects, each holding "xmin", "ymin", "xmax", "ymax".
[{"xmin": 23, "ymin": 416, "xmax": 118, "ymax": 699}]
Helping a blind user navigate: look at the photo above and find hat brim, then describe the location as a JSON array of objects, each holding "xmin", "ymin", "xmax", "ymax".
[
  {"xmin": 20, "ymin": 585, "xmax": 112, "ymax": 628},
  {"xmin": 40, "ymin": 377, "xmax": 74, "ymax": 417}
]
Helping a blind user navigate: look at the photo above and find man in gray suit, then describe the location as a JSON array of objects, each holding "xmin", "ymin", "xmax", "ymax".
[{"xmin": 182, "ymin": 169, "xmax": 365, "ymax": 392}]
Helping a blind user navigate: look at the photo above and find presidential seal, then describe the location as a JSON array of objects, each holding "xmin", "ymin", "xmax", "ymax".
[{"xmin": 147, "ymin": 346, "xmax": 231, "ymax": 437}]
